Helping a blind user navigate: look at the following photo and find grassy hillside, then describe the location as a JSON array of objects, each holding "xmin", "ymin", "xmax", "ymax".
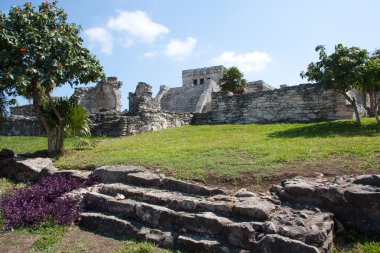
[
  {"xmin": 1, "ymin": 119, "xmax": 379, "ymax": 187},
  {"xmin": 1, "ymin": 120, "xmax": 380, "ymax": 253}
]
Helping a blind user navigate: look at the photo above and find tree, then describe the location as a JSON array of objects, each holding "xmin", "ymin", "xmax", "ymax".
[
  {"xmin": 0, "ymin": 90, "xmax": 6, "ymax": 129},
  {"xmin": 40, "ymin": 96, "xmax": 91, "ymax": 137},
  {"xmin": 361, "ymin": 50, "xmax": 380, "ymax": 124},
  {"xmin": 0, "ymin": 88, "xmax": 16, "ymax": 130},
  {"xmin": 0, "ymin": 1, "xmax": 104, "ymax": 154},
  {"xmin": 218, "ymin": 66, "xmax": 248, "ymax": 94},
  {"xmin": 301, "ymin": 44, "xmax": 369, "ymax": 124}
]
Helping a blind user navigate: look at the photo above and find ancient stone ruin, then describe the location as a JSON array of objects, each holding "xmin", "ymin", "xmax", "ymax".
[
  {"xmin": 158, "ymin": 65, "xmax": 223, "ymax": 113},
  {"xmin": 1, "ymin": 150, "xmax": 379, "ymax": 253},
  {"xmin": 90, "ymin": 82, "xmax": 192, "ymax": 137},
  {"xmin": 192, "ymin": 84, "xmax": 354, "ymax": 124},
  {"xmin": 74, "ymin": 77, "xmax": 122, "ymax": 113},
  {"xmin": 1, "ymin": 65, "xmax": 372, "ymax": 137}
]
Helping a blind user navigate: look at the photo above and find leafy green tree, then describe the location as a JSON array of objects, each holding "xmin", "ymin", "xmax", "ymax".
[
  {"xmin": 218, "ymin": 66, "xmax": 248, "ymax": 94},
  {"xmin": 40, "ymin": 96, "xmax": 90, "ymax": 136},
  {"xmin": 0, "ymin": 1, "xmax": 104, "ymax": 154},
  {"xmin": 40, "ymin": 96, "xmax": 92, "ymax": 149},
  {"xmin": 0, "ymin": 90, "xmax": 6, "ymax": 129},
  {"xmin": 0, "ymin": 89, "xmax": 16, "ymax": 130},
  {"xmin": 361, "ymin": 50, "xmax": 380, "ymax": 124},
  {"xmin": 301, "ymin": 44, "xmax": 369, "ymax": 124}
]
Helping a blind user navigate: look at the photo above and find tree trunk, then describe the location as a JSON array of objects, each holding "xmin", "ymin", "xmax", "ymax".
[
  {"xmin": 46, "ymin": 125, "xmax": 65, "ymax": 155},
  {"xmin": 343, "ymin": 92, "xmax": 361, "ymax": 125},
  {"xmin": 32, "ymin": 84, "xmax": 65, "ymax": 156},
  {"xmin": 46, "ymin": 91, "xmax": 65, "ymax": 155},
  {"xmin": 54, "ymin": 124, "xmax": 65, "ymax": 154}
]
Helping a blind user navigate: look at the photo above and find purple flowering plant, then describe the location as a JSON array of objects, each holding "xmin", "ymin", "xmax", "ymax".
[{"xmin": 0, "ymin": 174, "xmax": 96, "ymax": 229}]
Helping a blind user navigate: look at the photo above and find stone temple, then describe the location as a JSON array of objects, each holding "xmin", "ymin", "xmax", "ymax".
[
  {"xmin": 158, "ymin": 66, "xmax": 223, "ymax": 113},
  {"xmin": 1, "ymin": 65, "xmax": 373, "ymax": 137}
]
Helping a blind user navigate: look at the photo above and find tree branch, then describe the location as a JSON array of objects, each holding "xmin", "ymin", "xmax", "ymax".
[
  {"xmin": 31, "ymin": 83, "xmax": 50, "ymax": 135},
  {"xmin": 342, "ymin": 91, "xmax": 354, "ymax": 104},
  {"xmin": 46, "ymin": 89, "xmax": 63, "ymax": 125}
]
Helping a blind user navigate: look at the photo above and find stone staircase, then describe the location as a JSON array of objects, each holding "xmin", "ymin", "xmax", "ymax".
[{"xmin": 79, "ymin": 165, "xmax": 334, "ymax": 253}]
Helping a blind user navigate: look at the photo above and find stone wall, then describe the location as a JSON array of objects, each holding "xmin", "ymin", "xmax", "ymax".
[
  {"xmin": 245, "ymin": 80, "xmax": 274, "ymax": 93},
  {"xmin": 90, "ymin": 111, "xmax": 192, "ymax": 137},
  {"xmin": 9, "ymin": 105, "xmax": 36, "ymax": 117},
  {"xmin": 192, "ymin": 84, "xmax": 354, "ymax": 124},
  {"xmin": 0, "ymin": 111, "xmax": 192, "ymax": 138},
  {"xmin": 74, "ymin": 77, "xmax": 122, "ymax": 113},
  {"xmin": 1, "ymin": 116, "xmax": 45, "ymax": 136},
  {"xmin": 1, "ymin": 81, "xmax": 192, "ymax": 138}
]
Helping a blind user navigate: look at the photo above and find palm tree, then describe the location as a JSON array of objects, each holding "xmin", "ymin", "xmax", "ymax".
[
  {"xmin": 218, "ymin": 66, "xmax": 248, "ymax": 94},
  {"xmin": 40, "ymin": 97, "xmax": 92, "ymax": 153}
]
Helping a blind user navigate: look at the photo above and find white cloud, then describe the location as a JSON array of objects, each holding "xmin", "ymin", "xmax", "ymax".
[
  {"xmin": 212, "ymin": 51, "xmax": 272, "ymax": 74},
  {"xmin": 107, "ymin": 10, "xmax": 169, "ymax": 43},
  {"xmin": 143, "ymin": 50, "xmax": 159, "ymax": 58},
  {"xmin": 84, "ymin": 27, "xmax": 113, "ymax": 55},
  {"xmin": 164, "ymin": 37, "xmax": 197, "ymax": 61}
]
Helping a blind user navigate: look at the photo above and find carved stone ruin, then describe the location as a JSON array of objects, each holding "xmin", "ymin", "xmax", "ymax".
[
  {"xmin": 158, "ymin": 66, "xmax": 222, "ymax": 113},
  {"xmin": 74, "ymin": 77, "xmax": 122, "ymax": 113},
  {"xmin": 1, "ymin": 65, "xmax": 374, "ymax": 138}
]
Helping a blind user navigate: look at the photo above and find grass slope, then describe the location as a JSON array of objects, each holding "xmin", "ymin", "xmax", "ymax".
[
  {"xmin": 58, "ymin": 119, "xmax": 379, "ymax": 180},
  {"xmin": 1, "ymin": 119, "xmax": 379, "ymax": 183}
]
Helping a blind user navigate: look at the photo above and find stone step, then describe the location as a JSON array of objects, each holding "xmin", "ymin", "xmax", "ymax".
[
  {"xmin": 82, "ymin": 191, "xmax": 333, "ymax": 252},
  {"xmin": 79, "ymin": 212, "xmax": 321, "ymax": 253},
  {"xmin": 82, "ymin": 192, "xmax": 256, "ymax": 249},
  {"xmin": 79, "ymin": 212, "xmax": 244, "ymax": 253},
  {"xmin": 93, "ymin": 165, "xmax": 225, "ymax": 196},
  {"xmin": 99, "ymin": 183, "xmax": 275, "ymax": 221}
]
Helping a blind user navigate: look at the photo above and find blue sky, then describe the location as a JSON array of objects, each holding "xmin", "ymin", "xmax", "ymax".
[{"xmin": 1, "ymin": 0, "xmax": 380, "ymax": 109}]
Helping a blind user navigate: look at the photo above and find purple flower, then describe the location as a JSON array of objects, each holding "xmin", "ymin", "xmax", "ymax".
[{"xmin": 0, "ymin": 174, "xmax": 96, "ymax": 229}]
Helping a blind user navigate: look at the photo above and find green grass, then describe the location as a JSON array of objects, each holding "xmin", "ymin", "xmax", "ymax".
[
  {"xmin": 112, "ymin": 241, "xmax": 177, "ymax": 253},
  {"xmin": 1, "ymin": 119, "xmax": 379, "ymax": 181},
  {"xmin": 0, "ymin": 136, "xmax": 107, "ymax": 156},
  {"xmin": 0, "ymin": 178, "xmax": 25, "ymax": 194},
  {"xmin": 333, "ymin": 230, "xmax": 380, "ymax": 253},
  {"xmin": 26, "ymin": 222, "xmax": 68, "ymax": 253}
]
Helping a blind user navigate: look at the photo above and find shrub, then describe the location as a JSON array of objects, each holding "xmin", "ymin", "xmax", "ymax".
[{"xmin": 0, "ymin": 174, "xmax": 95, "ymax": 229}]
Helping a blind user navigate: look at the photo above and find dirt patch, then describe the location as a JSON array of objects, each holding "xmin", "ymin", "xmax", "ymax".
[
  {"xmin": 203, "ymin": 156, "xmax": 380, "ymax": 193},
  {"xmin": 51, "ymin": 227, "xmax": 124, "ymax": 253},
  {"xmin": 0, "ymin": 232, "xmax": 39, "ymax": 253}
]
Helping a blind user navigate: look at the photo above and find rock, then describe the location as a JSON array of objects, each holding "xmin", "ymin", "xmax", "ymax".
[
  {"xmin": 116, "ymin": 193, "xmax": 125, "ymax": 200},
  {"xmin": 233, "ymin": 197, "xmax": 276, "ymax": 221},
  {"xmin": 127, "ymin": 172, "xmax": 162, "ymax": 187},
  {"xmin": 234, "ymin": 188, "xmax": 256, "ymax": 197},
  {"xmin": 353, "ymin": 175, "xmax": 380, "ymax": 187},
  {"xmin": 54, "ymin": 170, "xmax": 91, "ymax": 180},
  {"xmin": 83, "ymin": 186, "xmax": 333, "ymax": 252},
  {"xmin": 275, "ymin": 175, "xmax": 380, "ymax": 236},
  {"xmin": 80, "ymin": 213, "xmax": 243, "ymax": 252},
  {"xmin": 92, "ymin": 165, "xmax": 145, "ymax": 183},
  {"xmin": 177, "ymin": 235, "xmax": 222, "ymax": 252},
  {"xmin": 162, "ymin": 177, "xmax": 225, "ymax": 196},
  {"xmin": 0, "ymin": 157, "xmax": 56, "ymax": 182},
  {"xmin": 253, "ymin": 234, "xmax": 320, "ymax": 253},
  {"xmin": 0, "ymin": 148, "xmax": 15, "ymax": 158}
]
